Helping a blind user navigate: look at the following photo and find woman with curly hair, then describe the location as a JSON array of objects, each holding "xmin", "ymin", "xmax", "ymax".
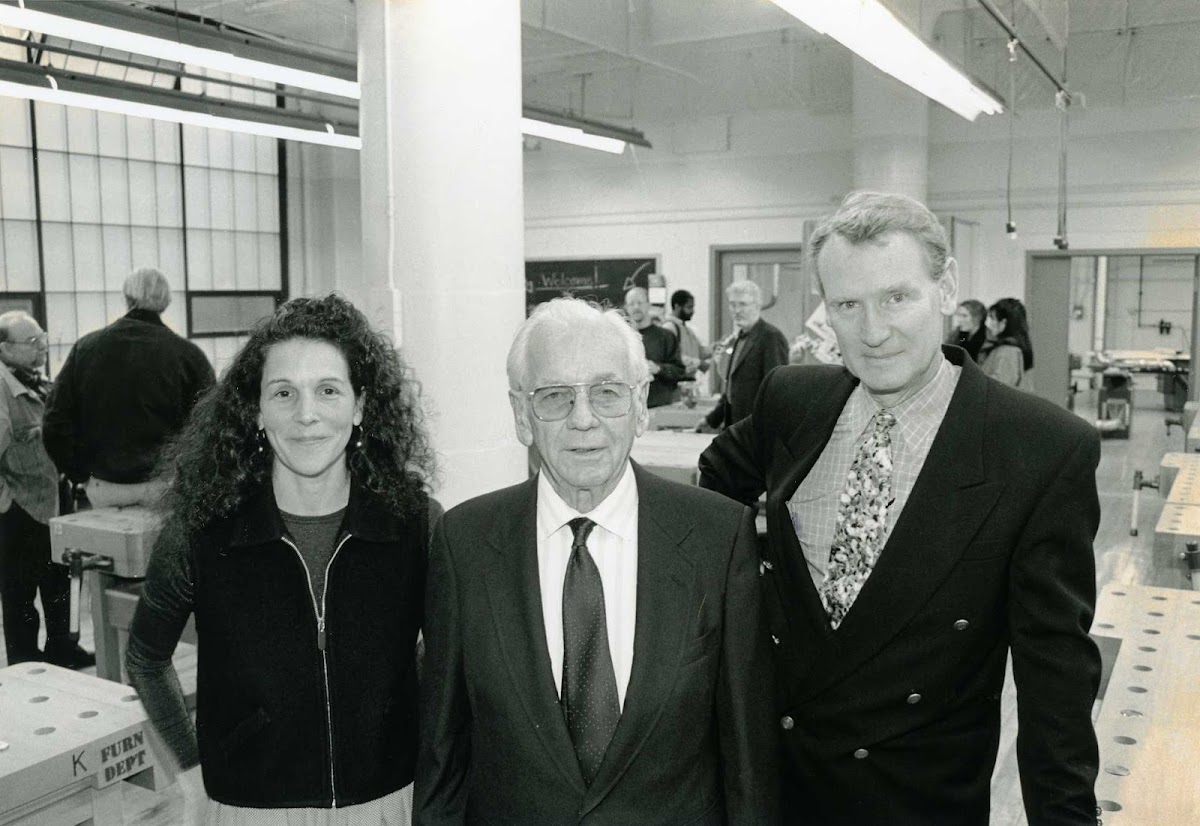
[{"xmin": 125, "ymin": 294, "xmax": 437, "ymax": 825}]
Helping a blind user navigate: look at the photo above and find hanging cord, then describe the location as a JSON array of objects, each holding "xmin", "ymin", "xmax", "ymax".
[
  {"xmin": 1005, "ymin": 34, "xmax": 1017, "ymax": 238},
  {"xmin": 1054, "ymin": 2, "xmax": 1070, "ymax": 249}
]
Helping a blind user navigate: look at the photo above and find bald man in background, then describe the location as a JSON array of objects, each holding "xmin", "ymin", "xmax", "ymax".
[{"xmin": 624, "ymin": 287, "xmax": 686, "ymax": 408}]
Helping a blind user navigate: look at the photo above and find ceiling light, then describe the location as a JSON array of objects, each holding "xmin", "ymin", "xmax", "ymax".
[
  {"xmin": 521, "ymin": 105, "xmax": 651, "ymax": 154},
  {"xmin": 770, "ymin": 0, "xmax": 1003, "ymax": 121},
  {"xmin": 0, "ymin": 3, "xmax": 359, "ymax": 99},
  {"xmin": 0, "ymin": 78, "xmax": 360, "ymax": 149},
  {"xmin": 520, "ymin": 117, "xmax": 627, "ymax": 154}
]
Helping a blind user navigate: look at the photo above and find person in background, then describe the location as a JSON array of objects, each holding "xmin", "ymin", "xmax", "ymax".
[
  {"xmin": 979, "ymin": 297, "xmax": 1034, "ymax": 389},
  {"xmin": 416, "ymin": 297, "xmax": 778, "ymax": 824},
  {"xmin": 700, "ymin": 192, "xmax": 1101, "ymax": 825},
  {"xmin": 947, "ymin": 299, "xmax": 987, "ymax": 362},
  {"xmin": 661, "ymin": 289, "xmax": 712, "ymax": 382},
  {"xmin": 0, "ymin": 311, "xmax": 93, "ymax": 669},
  {"xmin": 126, "ymin": 294, "xmax": 437, "ymax": 824},
  {"xmin": 702, "ymin": 280, "xmax": 788, "ymax": 431},
  {"xmin": 44, "ymin": 267, "xmax": 215, "ymax": 509},
  {"xmin": 623, "ymin": 286, "xmax": 686, "ymax": 408}
]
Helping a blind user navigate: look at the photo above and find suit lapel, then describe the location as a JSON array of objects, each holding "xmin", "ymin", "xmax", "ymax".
[
  {"xmin": 799, "ymin": 352, "xmax": 1005, "ymax": 698},
  {"xmin": 582, "ymin": 466, "xmax": 694, "ymax": 816},
  {"xmin": 482, "ymin": 479, "xmax": 586, "ymax": 792},
  {"xmin": 728, "ymin": 322, "xmax": 758, "ymax": 379},
  {"xmin": 766, "ymin": 370, "xmax": 858, "ymax": 654}
]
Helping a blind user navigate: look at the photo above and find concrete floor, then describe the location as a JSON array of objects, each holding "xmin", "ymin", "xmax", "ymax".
[{"xmin": 0, "ymin": 386, "xmax": 1185, "ymax": 823}]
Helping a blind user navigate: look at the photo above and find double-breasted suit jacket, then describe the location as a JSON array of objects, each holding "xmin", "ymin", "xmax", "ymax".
[
  {"xmin": 415, "ymin": 464, "xmax": 779, "ymax": 825},
  {"xmin": 699, "ymin": 346, "xmax": 1101, "ymax": 825}
]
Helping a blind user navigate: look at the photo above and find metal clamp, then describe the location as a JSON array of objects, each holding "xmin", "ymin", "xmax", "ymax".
[
  {"xmin": 1130, "ymin": 470, "xmax": 1159, "ymax": 537},
  {"xmin": 1183, "ymin": 541, "xmax": 1200, "ymax": 591},
  {"xmin": 60, "ymin": 548, "xmax": 115, "ymax": 637}
]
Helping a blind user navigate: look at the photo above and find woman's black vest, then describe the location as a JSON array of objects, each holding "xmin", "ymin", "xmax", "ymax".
[{"xmin": 191, "ymin": 483, "xmax": 427, "ymax": 808}]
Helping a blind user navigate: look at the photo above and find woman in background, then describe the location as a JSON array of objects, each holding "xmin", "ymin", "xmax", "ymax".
[
  {"xmin": 126, "ymin": 294, "xmax": 436, "ymax": 825},
  {"xmin": 946, "ymin": 298, "xmax": 987, "ymax": 362},
  {"xmin": 980, "ymin": 297, "xmax": 1034, "ymax": 388}
]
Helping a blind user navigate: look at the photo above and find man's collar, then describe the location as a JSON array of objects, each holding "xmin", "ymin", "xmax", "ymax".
[
  {"xmin": 0, "ymin": 361, "xmax": 27, "ymax": 396},
  {"xmin": 537, "ymin": 462, "xmax": 638, "ymax": 542},
  {"xmin": 125, "ymin": 308, "xmax": 166, "ymax": 326},
  {"xmin": 737, "ymin": 317, "xmax": 762, "ymax": 337}
]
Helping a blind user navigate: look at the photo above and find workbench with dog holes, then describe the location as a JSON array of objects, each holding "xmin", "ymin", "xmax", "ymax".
[
  {"xmin": 0, "ymin": 662, "xmax": 170, "ymax": 826},
  {"xmin": 1089, "ymin": 583, "xmax": 1200, "ymax": 822}
]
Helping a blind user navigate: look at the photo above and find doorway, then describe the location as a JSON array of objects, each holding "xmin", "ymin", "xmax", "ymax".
[
  {"xmin": 1026, "ymin": 249, "xmax": 1200, "ymax": 411},
  {"xmin": 711, "ymin": 245, "xmax": 809, "ymax": 348}
]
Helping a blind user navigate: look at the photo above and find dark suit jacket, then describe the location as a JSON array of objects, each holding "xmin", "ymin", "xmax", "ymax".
[
  {"xmin": 698, "ymin": 347, "xmax": 1101, "ymax": 826},
  {"xmin": 415, "ymin": 464, "xmax": 778, "ymax": 825},
  {"xmin": 706, "ymin": 319, "xmax": 789, "ymax": 429}
]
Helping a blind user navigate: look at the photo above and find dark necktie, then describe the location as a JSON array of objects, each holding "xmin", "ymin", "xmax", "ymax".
[{"xmin": 561, "ymin": 517, "xmax": 620, "ymax": 786}]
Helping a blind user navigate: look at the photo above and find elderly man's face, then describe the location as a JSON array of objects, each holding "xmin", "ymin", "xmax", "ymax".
[
  {"xmin": 728, "ymin": 290, "xmax": 761, "ymax": 331},
  {"xmin": 819, "ymin": 231, "xmax": 957, "ymax": 408},
  {"xmin": 511, "ymin": 322, "xmax": 648, "ymax": 512},
  {"xmin": 0, "ymin": 317, "xmax": 48, "ymax": 372}
]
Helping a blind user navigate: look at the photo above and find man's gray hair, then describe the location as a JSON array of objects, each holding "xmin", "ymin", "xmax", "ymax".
[
  {"xmin": 124, "ymin": 267, "xmax": 172, "ymax": 312},
  {"xmin": 808, "ymin": 191, "xmax": 950, "ymax": 292},
  {"xmin": 507, "ymin": 297, "xmax": 651, "ymax": 391},
  {"xmin": 726, "ymin": 280, "xmax": 762, "ymax": 303},
  {"xmin": 0, "ymin": 310, "xmax": 35, "ymax": 342}
]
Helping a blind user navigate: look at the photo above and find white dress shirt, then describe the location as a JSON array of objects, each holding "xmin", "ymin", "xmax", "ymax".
[{"xmin": 537, "ymin": 463, "xmax": 639, "ymax": 711}]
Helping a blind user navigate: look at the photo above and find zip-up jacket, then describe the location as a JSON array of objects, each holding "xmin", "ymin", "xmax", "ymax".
[{"xmin": 127, "ymin": 480, "xmax": 429, "ymax": 808}]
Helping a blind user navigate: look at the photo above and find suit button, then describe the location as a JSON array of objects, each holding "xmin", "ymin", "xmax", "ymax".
[
  {"xmin": 780, "ymin": 716, "xmax": 794, "ymax": 730},
  {"xmin": 853, "ymin": 748, "xmax": 869, "ymax": 759},
  {"xmin": 953, "ymin": 619, "xmax": 970, "ymax": 631},
  {"xmin": 906, "ymin": 693, "xmax": 922, "ymax": 705}
]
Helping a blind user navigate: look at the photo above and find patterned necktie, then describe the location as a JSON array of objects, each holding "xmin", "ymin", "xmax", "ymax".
[
  {"xmin": 820, "ymin": 411, "xmax": 897, "ymax": 629},
  {"xmin": 561, "ymin": 517, "xmax": 620, "ymax": 786}
]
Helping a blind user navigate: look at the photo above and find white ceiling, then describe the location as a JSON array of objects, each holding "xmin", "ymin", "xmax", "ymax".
[{"xmin": 160, "ymin": 0, "xmax": 1200, "ymax": 125}]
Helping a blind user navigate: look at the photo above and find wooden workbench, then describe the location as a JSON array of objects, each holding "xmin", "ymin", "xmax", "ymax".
[{"xmin": 1090, "ymin": 584, "xmax": 1200, "ymax": 822}]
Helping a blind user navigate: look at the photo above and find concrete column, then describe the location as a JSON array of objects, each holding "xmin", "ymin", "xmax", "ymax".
[
  {"xmin": 851, "ymin": 59, "xmax": 929, "ymax": 201},
  {"xmin": 358, "ymin": 0, "xmax": 527, "ymax": 508}
]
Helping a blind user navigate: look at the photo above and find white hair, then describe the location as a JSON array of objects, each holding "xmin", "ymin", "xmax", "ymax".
[
  {"xmin": 726, "ymin": 280, "xmax": 762, "ymax": 304},
  {"xmin": 124, "ymin": 267, "xmax": 172, "ymax": 312},
  {"xmin": 0, "ymin": 310, "xmax": 36, "ymax": 342},
  {"xmin": 506, "ymin": 298, "xmax": 651, "ymax": 391}
]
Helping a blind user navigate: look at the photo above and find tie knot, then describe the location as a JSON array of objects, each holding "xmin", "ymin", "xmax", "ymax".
[
  {"xmin": 873, "ymin": 411, "xmax": 897, "ymax": 434},
  {"xmin": 568, "ymin": 517, "xmax": 596, "ymax": 549}
]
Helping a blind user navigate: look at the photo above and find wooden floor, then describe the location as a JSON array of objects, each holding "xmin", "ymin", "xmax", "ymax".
[{"xmin": 0, "ymin": 385, "xmax": 1186, "ymax": 823}]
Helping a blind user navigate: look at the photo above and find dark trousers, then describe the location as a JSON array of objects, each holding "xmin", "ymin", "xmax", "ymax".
[{"xmin": 0, "ymin": 502, "xmax": 69, "ymax": 663}]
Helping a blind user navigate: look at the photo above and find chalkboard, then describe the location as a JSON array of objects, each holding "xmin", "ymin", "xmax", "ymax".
[{"xmin": 525, "ymin": 258, "xmax": 658, "ymax": 316}]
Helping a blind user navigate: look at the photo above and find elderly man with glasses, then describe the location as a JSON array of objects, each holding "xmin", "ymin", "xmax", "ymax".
[
  {"xmin": 416, "ymin": 297, "xmax": 778, "ymax": 825},
  {"xmin": 0, "ymin": 311, "xmax": 93, "ymax": 668}
]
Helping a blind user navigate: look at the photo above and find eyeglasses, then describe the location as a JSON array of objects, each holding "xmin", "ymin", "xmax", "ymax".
[
  {"xmin": 5, "ymin": 333, "xmax": 48, "ymax": 349},
  {"xmin": 523, "ymin": 382, "xmax": 637, "ymax": 422}
]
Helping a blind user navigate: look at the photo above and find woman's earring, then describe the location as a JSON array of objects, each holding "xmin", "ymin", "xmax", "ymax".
[
  {"xmin": 256, "ymin": 429, "xmax": 266, "ymax": 454},
  {"xmin": 354, "ymin": 426, "xmax": 364, "ymax": 450}
]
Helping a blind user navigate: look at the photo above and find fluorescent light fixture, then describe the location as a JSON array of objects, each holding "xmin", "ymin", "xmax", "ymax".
[
  {"xmin": 0, "ymin": 3, "xmax": 359, "ymax": 99},
  {"xmin": 521, "ymin": 117, "xmax": 627, "ymax": 154},
  {"xmin": 0, "ymin": 78, "xmax": 360, "ymax": 149},
  {"xmin": 770, "ymin": 0, "xmax": 1003, "ymax": 121}
]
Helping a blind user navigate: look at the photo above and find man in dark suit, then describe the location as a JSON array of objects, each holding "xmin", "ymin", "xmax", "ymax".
[
  {"xmin": 417, "ymin": 297, "xmax": 777, "ymax": 825},
  {"xmin": 704, "ymin": 280, "xmax": 788, "ymax": 430},
  {"xmin": 699, "ymin": 192, "xmax": 1101, "ymax": 826}
]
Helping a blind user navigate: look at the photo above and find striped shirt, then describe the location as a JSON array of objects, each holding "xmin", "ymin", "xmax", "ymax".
[{"xmin": 789, "ymin": 357, "xmax": 960, "ymax": 588}]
